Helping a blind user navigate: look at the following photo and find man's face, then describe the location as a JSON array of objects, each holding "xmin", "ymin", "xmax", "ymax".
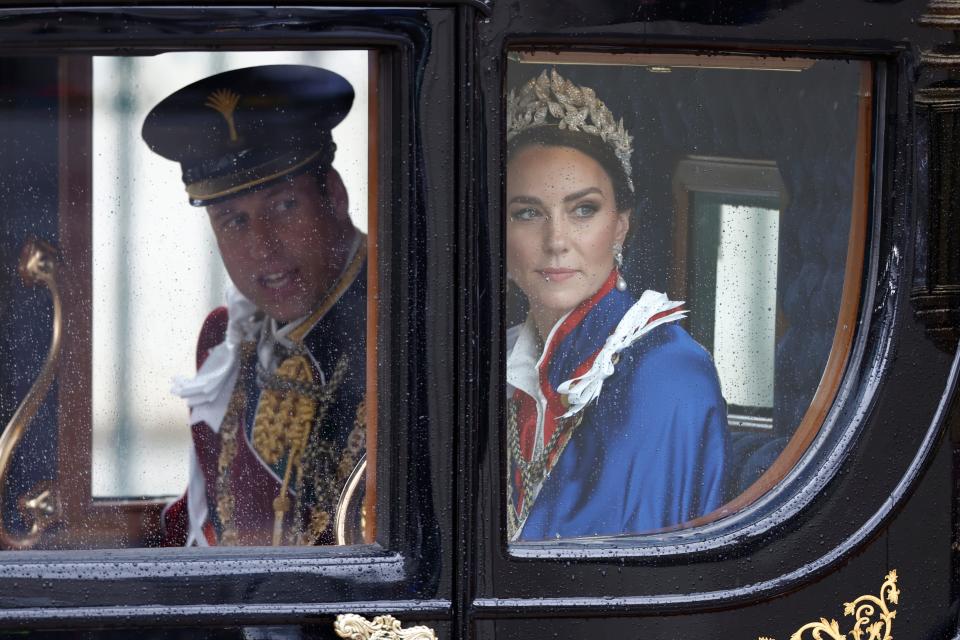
[{"xmin": 206, "ymin": 170, "xmax": 355, "ymax": 323}]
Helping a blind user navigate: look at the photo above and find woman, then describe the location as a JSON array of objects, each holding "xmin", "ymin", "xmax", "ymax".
[{"xmin": 505, "ymin": 69, "xmax": 728, "ymax": 541}]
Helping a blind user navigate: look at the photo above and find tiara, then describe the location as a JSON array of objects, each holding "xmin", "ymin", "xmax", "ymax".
[{"xmin": 506, "ymin": 68, "xmax": 634, "ymax": 192}]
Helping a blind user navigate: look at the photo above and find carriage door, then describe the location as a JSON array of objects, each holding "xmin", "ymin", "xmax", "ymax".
[
  {"xmin": 0, "ymin": 3, "xmax": 478, "ymax": 638},
  {"xmin": 466, "ymin": 0, "xmax": 960, "ymax": 638}
]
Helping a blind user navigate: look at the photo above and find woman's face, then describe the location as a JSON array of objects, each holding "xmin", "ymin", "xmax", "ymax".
[{"xmin": 507, "ymin": 144, "xmax": 629, "ymax": 323}]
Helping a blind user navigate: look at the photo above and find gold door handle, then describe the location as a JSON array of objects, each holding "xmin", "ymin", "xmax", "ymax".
[
  {"xmin": 334, "ymin": 614, "xmax": 438, "ymax": 640},
  {"xmin": 0, "ymin": 238, "xmax": 63, "ymax": 550}
]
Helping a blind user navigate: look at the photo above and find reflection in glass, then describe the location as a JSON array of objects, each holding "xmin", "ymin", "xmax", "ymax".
[
  {"xmin": 91, "ymin": 51, "xmax": 369, "ymax": 499},
  {"xmin": 506, "ymin": 54, "xmax": 870, "ymax": 542},
  {"xmin": 137, "ymin": 58, "xmax": 372, "ymax": 546},
  {"xmin": 687, "ymin": 196, "xmax": 780, "ymax": 427},
  {"xmin": 712, "ymin": 203, "xmax": 779, "ymax": 410}
]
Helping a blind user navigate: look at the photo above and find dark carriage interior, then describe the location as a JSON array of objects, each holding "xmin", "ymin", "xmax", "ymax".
[{"xmin": 0, "ymin": 57, "xmax": 61, "ymax": 539}]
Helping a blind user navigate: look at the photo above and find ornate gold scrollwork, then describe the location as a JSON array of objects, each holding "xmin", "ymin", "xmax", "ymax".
[
  {"xmin": 334, "ymin": 614, "xmax": 437, "ymax": 640},
  {"xmin": 758, "ymin": 570, "xmax": 899, "ymax": 640},
  {"xmin": 0, "ymin": 238, "xmax": 64, "ymax": 550}
]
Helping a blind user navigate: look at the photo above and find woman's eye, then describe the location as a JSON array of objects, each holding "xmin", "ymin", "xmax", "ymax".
[
  {"xmin": 510, "ymin": 207, "xmax": 542, "ymax": 222},
  {"xmin": 572, "ymin": 203, "xmax": 599, "ymax": 218}
]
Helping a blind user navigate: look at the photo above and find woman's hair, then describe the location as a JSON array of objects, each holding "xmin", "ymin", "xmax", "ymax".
[{"xmin": 506, "ymin": 125, "xmax": 634, "ymax": 214}]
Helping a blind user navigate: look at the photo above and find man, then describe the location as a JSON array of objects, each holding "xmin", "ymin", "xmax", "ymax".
[{"xmin": 141, "ymin": 65, "xmax": 367, "ymax": 546}]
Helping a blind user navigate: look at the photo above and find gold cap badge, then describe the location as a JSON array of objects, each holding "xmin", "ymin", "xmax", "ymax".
[{"xmin": 204, "ymin": 88, "xmax": 241, "ymax": 142}]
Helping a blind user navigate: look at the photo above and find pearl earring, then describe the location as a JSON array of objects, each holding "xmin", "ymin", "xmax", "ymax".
[{"xmin": 613, "ymin": 243, "xmax": 627, "ymax": 292}]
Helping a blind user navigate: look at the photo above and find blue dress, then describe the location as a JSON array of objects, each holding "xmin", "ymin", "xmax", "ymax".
[{"xmin": 507, "ymin": 280, "xmax": 729, "ymax": 541}]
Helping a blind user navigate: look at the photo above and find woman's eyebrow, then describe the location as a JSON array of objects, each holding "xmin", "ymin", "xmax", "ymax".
[
  {"xmin": 508, "ymin": 195, "xmax": 543, "ymax": 206},
  {"xmin": 563, "ymin": 187, "xmax": 603, "ymax": 203}
]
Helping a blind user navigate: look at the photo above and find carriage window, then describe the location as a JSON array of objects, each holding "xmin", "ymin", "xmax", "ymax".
[
  {"xmin": 0, "ymin": 50, "xmax": 378, "ymax": 548},
  {"xmin": 504, "ymin": 52, "xmax": 870, "ymax": 543},
  {"xmin": 676, "ymin": 159, "xmax": 787, "ymax": 430}
]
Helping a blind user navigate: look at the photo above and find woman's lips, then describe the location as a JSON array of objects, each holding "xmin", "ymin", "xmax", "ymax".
[{"xmin": 538, "ymin": 268, "xmax": 578, "ymax": 283}]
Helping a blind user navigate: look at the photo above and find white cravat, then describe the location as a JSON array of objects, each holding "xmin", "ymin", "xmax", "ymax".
[{"xmin": 170, "ymin": 284, "xmax": 262, "ymax": 433}]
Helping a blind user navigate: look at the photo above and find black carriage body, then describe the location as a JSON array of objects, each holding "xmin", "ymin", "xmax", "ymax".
[{"xmin": 0, "ymin": 1, "xmax": 954, "ymax": 639}]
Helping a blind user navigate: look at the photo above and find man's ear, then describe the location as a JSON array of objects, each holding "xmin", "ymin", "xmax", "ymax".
[{"xmin": 324, "ymin": 168, "xmax": 351, "ymax": 223}]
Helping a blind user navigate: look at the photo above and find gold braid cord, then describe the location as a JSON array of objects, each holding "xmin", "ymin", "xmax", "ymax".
[
  {"xmin": 215, "ymin": 342, "xmax": 256, "ymax": 546},
  {"xmin": 219, "ymin": 244, "xmax": 367, "ymax": 545},
  {"xmin": 334, "ymin": 614, "xmax": 437, "ymax": 640},
  {"xmin": 758, "ymin": 570, "xmax": 899, "ymax": 640},
  {"xmin": 304, "ymin": 394, "xmax": 366, "ymax": 544},
  {"xmin": 214, "ymin": 406, "xmax": 239, "ymax": 546},
  {"xmin": 284, "ymin": 354, "xmax": 350, "ymax": 545},
  {"xmin": 267, "ymin": 354, "xmax": 348, "ymax": 546},
  {"xmin": 215, "ymin": 347, "xmax": 359, "ymax": 546},
  {"xmin": 252, "ymin": 354, "xmax": 317, "ymax": 466}
]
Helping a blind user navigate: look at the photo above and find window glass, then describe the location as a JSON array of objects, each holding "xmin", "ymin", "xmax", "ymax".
[
  {"xmin": 686, "ymin": 189, "xmax": 783, "ymax": 428},
  {"xmin": 0, "ymin": 50, "xmax": 377, "ymax": 548},
  {"xmin": 90, "ymin": 51, "xmax": 369, "ymax": 498},
  {"xmin": 504, "ymin": 53, "xmax": 870, "ymax": 542}
]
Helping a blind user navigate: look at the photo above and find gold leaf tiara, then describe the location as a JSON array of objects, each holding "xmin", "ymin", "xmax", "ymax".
[{"xmin": 506, "ymin": 69, "xmax": 634, "ymax": 192}]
